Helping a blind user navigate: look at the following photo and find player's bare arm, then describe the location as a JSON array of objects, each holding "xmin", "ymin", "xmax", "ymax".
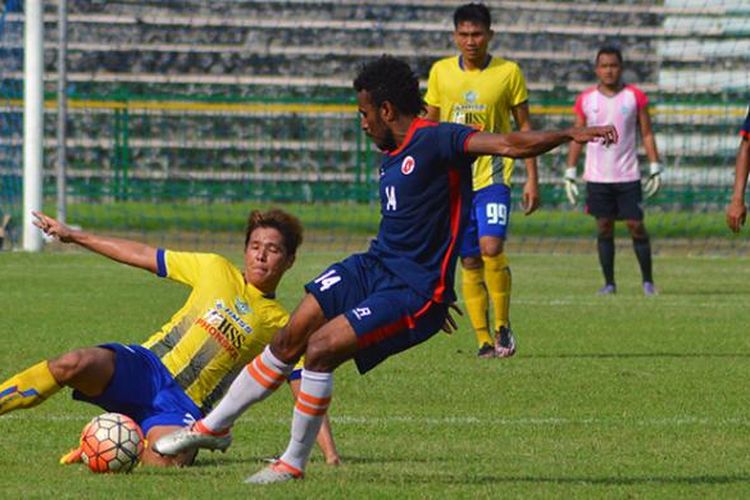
[
  {"xmin": 563, "ymin": 113, "xmax": 588, "ymax": 205},
  {"xmin": 425, "ymin": 105, "xmax": 440, "ymax": 122},
  {"xmin": 32, "ymin": 210, "xmax": 158, "ymax": 273},
  {"xmin": 566, "ymin": 113, "xmax": 587, "ymax": 169},
  {"xmin": 726, "ymin": 137, "xmax": 750, "ymax": 233},
  {"xmin": 638, "ymin": 105, "xmax": 660, "ymax": 164},
  {"xmin": 467, "ymin": 125, "xmax": 618, "ymax": 159},
  {"xmin": 511, "ymin": 101, "xmax": 540, "ymax": 215},
  {"xmin": 638, "ymin": 104, "xmax": 663, "ymax": 198}
]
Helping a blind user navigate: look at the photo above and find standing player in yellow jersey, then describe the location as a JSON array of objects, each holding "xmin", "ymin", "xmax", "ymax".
[
  {"xmin": 0, "ymin": 209, "xmax": 339, "ymax": 467},
  {"xmin": 425, "ymin": 2, "xmax": 538, "ymax": 358}
]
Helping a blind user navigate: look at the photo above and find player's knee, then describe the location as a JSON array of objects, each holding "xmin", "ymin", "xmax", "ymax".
[
  {"xmin": 626, "ymin": 220, "xmax": 647, "ymax": 238},
  {"xmin": 597, "ymin": 223, "xmax": 614, "ymax": 239},
  {"xmin": 461, "ymin": 255, "xmax": 483, "ymax": 270},
  {"xmin": 480, "ymin": 239, "xmax": 504, "ymax": 257},
  {"xmin": 48, "ymin": 349, "xmax": 91, "ymax": 385},
  {"xmin": 270, "ymin": 327, "xmax": 306, "ymax": 365},
  {"xmin": 304, "ymin": 336, "xmax": 338, "ymax": 373}
]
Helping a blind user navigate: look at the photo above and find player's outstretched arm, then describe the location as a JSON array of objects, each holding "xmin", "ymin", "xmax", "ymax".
[
  {"xmin": 726, "ymin": 138, "xmax": 750, "ymax": 233},
  {"xmin": 32, "ymin": 210, "xmax": 158, "ymax": 273},
  {"xmin": 466, "ymin": 126, "xmax": 618, "ymax": 159}
]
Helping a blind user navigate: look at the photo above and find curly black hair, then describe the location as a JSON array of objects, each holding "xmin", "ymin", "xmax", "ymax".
[{"xmin": 353, "ymin": 55, "xmax": 424, "ymax": 117}]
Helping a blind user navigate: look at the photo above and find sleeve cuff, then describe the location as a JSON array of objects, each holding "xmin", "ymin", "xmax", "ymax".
[
  {"xmin": 463, "ymin": 130, "xmax": 479, "ymax": 153},
  {"xmin": 156, "ymin": 248, "xmax": 167, "ymax": 277}
]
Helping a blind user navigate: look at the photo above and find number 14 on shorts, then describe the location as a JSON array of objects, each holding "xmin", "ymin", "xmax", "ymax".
[{"xmin": 314, "ymin": 269, "xmax": 342, "ymax": 291}]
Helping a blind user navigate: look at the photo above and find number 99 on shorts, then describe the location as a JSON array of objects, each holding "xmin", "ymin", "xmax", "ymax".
[{"xmin": 485, "ymin": 203, "xmax": 508, "ymax": 226}]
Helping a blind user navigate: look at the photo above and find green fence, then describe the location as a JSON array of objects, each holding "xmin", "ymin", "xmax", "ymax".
[{"xmin": 1, "ymin": 89, "xmax": 748, "ymax": 252}]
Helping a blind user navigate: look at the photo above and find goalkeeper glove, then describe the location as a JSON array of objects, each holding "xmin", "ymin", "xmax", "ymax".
[
  {"xmin": 643, "ymin": 162, "xmax": 662, "ymax": 199},
  {"xmin": 564, "ymin": 167, "xmax": 578, "ymax": 205}
]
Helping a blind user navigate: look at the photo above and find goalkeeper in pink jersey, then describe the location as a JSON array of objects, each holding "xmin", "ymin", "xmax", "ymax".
[{"xmin": 565, "ymin": 46, "xmax": 662, "ymax": 296}]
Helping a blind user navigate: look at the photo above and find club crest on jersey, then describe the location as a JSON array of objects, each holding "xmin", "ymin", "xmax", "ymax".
[
  {"xmin": 234, "ymin": 297, "xmax": 250, "ymax": 315},
  {"xmin": 401, "ymin": 156, "xmax": 415, "ymax": 175},
  {"xmin": 464, "ymin": 90, "xmax": 478, "ymax": 103}
]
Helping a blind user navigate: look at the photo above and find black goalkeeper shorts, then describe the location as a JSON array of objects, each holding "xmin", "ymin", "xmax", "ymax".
[{"xmin": 585, "ymin": 180, "xmax": 643, "ymax": 221}]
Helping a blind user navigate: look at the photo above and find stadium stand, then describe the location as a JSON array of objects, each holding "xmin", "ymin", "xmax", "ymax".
[{"xmin": 1, "ymin": 0, "xmax": 749, "ymax": 250}]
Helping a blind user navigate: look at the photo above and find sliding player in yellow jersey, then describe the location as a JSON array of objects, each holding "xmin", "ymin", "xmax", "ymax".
[
  {"xmin": 425, "ymin": 3, "xmax": 538, "ymax": 358},
  {"xmin": 0, "ymin": 209, "xmax": 339, "ymax": 467}
]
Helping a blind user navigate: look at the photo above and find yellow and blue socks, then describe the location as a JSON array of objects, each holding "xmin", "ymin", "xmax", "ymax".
[
  {"xmin": 0, "ymin": 360, "xmax": 61, "ymax": 416},
  {"xmin": 462, "ymin": 266, "xmax": 493, "ymax": 348},
  {"xmin": 483, "ymin": 254, "xmax": 512, "ymax": 331}
]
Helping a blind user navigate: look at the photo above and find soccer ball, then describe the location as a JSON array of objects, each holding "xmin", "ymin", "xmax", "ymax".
[{"xmin": 80, "ymin": 412, "xmax": 145, "ymax": 473}]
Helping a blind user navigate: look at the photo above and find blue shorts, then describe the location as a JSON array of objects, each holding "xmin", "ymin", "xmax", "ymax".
[
  {"xmin": 304, "ymin": 253, "xmax": 449, "ymax": 374},
  {"xmin": 72, "ymin": 343, "xmax": 203, "ymax": 435},
  {"xmin": 460, "ymin": 183, "xmax": 512, "ymax": 258}
]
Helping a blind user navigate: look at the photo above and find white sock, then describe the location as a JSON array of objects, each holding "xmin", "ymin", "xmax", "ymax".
[
  {"xmin": 202, "ymin": 346, "xmax": 293, "ymax": 432},
  {"xmin": 279, "ymin": 369, "xmax": 333, "ymax": 471}
]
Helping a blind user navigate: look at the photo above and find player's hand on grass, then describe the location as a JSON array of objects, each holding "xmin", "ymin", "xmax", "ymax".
[
  {"xmin": 441, "ymin": 303, "xmax": 463, "ymax": 335},
  {"xmin": 32, "ymin": 211, "xmax": 75, "ymax": 242},
  {"xmin": 643, "ymin": 162, "xmax": 662, "ymax": 199},
  {"xmin": 563, "ymin": 167, "xmax": 578, "ymax": 205},
  {"xmin": 726, "ymin": 198, "xmax": 747, "ymax": 233},
  {"xmin": 572, "ymin": 125, "xmax": 618, "ymax": 146},
  {"xmin": 522, "ymin": 180, "xmax": 540, "ymax": 215}
]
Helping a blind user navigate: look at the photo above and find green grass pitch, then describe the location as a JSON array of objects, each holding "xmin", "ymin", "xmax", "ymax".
[{"xmin": 1, "ymin": 249, "xmax": 749, "ymax": 498}]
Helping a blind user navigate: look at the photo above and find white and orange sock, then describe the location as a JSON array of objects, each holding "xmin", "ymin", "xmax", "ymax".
[
  {"xmin": 279, "ymin": 369, "xmax": 333, "ymax": 471},
  {"xmin": 202, "ymin": 346, "xmax": 293, "ymax": 432}
]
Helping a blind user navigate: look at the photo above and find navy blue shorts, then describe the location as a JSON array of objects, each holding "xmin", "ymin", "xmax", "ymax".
[
  {"xmin": 460, "ymin": 183, "xmax": 512, "ymax": 258},
  {"xmin": 304, "ymin": 253, "xmax": 448, "ymax": 374},
  {"xmin": 585, "ymin": 181, "xmax": 644, "ymax": 221},
  {"xmin": 72, "ymin": 343, "xmax": 203, "ymax": 435}
]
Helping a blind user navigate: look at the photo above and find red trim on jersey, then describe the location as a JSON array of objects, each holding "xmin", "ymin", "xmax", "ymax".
[
  {"xmin": 388, "ymin": 118, "xmax": 438, "ymax": 157},
  {"xmin": 740, "ymin": 130, "xmax": 750, "ymax": 139},
  {"xmin": 463, "ymin": 130, "xmax": 479, "ymax": 153},
  {"xmin": 432, "ymin": 169, "xmax": 463, "ymax": 303},
  {"xmin": 573, "ymin": 86, "xmax": 597, "ymax": 121},
  {"xmin": 357, "ymin": 299, "xmax": 435, "ymax": 349},
  {"xmin": 624, "ymin": 84, "xmax": 649, "ymax": 110}
]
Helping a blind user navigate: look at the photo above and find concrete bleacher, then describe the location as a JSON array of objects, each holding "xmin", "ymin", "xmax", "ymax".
[{"xmin": 6, "ymin": 0, "xmax": 668, "ymax": 92}]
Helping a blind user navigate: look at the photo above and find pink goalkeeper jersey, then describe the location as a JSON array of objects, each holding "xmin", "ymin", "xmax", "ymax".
[{"xmin": 574, "ymin": 84, "xmax": 648, "ymax": 183}]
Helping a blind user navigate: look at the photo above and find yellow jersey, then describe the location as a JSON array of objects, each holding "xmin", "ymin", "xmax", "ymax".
[
  {"xmin": 142, "ymin": 250, "xmax": 288, "ymax": 414},
  {"xmin": 424, "ymin": 55, "xmax": 529, "ymax": 190}
]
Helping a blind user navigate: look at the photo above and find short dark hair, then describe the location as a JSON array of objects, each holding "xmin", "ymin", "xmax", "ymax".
[
  {"xmin": 244, "ymin": 209, "xmax": 303, "ymax": 257},
  {"xmin": 596, "ymin": 45, "xmax": 623, "ymax": 64},
  {"xmin": 453, "ymin": 3, "xmax": 491, "ymax": 29},
  {"xmin": 353, "ymin": 55, "xmax": 424, "ymax": 117}
]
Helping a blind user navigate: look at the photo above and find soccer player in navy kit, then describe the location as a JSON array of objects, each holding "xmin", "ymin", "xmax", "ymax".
[{"xmin": 155, "ymin": 56, "xmax": 617, "ymax": 483}]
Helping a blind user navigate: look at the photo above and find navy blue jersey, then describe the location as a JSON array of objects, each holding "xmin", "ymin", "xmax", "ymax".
[
  {"xmin": 741, "ymin": 106, "xmax": 750, "ymax": 139},
  {"xmin": 367, "ymin": 118, "xmax": 477, "ymax": 304}
]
